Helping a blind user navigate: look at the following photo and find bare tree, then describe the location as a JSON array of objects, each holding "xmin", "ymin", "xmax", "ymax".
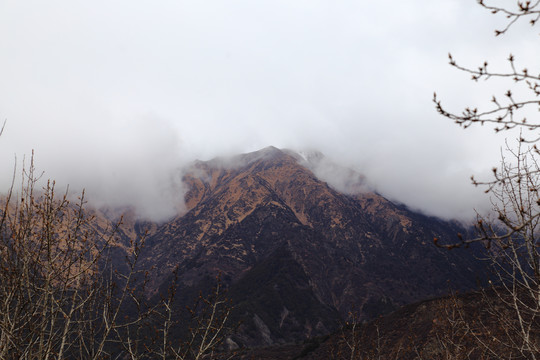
[
  {"xmin": 434, "ymin": 1, "xmax": 540, "ymax": 143},
  {"xmin": 433, "ymin": 1, "xmax": 540, "ymax": 358},
  {"xmin": 436, "ymin": 144, "xmax": 540, "ymax": 358},
  {"xmin": 148, "ymin": 273, "xmax": 235, "ymax": 360},
  {"xmin": 0, "ymin": 148, "xmax": 233, "ymax": 359}
]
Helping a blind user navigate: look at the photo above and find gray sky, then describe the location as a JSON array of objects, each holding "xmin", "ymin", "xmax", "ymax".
[{"xmin": 0, "ymin": 0, "xmax": 537, "ymax": 221}]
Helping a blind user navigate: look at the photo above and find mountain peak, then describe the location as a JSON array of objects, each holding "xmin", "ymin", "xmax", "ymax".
[
  {"xmin": 194, "ymin": 146, "xmax": 290, "ymax": 171},
  {"xmin": 143, "ymin": 145, "xmax": 485, "ymax": 346},
  {"xmin": 187, "ymin": 146, "xmax": 370, "ymax": 198},
  {"xmin": 259, "ymin": 145, "xmax": 282, "ymax": 154},
  {"xmin": 238, "ymin": 146, "xmax": 288, "ymax": 164}
]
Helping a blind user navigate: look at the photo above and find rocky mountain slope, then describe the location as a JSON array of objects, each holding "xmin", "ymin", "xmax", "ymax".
[
  {"xmin": 232, "ymin": 289, "xmax": 514, "ymax": 360},
  {"xmin": 134, "ymin": 146, "xmax": 486, "ymax": 347}
]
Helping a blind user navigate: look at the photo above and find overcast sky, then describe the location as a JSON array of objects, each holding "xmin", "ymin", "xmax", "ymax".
[{"xmin": 0, "ymin": 0, "xmax": 538, "ymax": 221}]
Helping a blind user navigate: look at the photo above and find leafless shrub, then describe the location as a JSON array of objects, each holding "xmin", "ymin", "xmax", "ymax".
[
  {"xmin": 0, "ymin": 147, "xmax": 233, "ymax": 359},
  {"xmin": 328, "ymin": 310, "xmax": 403, "ymax": 360}
]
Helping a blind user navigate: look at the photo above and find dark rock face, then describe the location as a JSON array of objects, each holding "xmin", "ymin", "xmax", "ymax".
[
  {"xmin": 232, "ymin": 291, "xmax": 503, "ymax": 360},
  {"xmin": 138, "ymin": 147, "xmax": 485, "ymax": 346}
]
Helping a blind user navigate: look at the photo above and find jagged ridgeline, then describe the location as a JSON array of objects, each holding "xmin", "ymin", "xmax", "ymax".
[{"xmin": 135, "ymin": 146, "xmax": 485, "ymax": 347}]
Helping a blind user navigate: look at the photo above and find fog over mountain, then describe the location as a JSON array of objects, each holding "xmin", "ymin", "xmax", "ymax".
[{"xmin": 1, "ymin": 1, "xmax": 538, "ymax": 221}]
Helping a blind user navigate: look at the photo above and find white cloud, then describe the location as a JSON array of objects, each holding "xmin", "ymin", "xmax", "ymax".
[{"xmin": 0, "ymin": 0, "xmax": 537, "ymax": 220}]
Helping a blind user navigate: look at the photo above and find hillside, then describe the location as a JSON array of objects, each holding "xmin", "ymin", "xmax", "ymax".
[
  {"xmin": 134, "ymin": 146, "xmax": 486, "ymax": 346},
  {"xmin": 233, "ymin": 289, "xmax": 521, "ymax": 359}
]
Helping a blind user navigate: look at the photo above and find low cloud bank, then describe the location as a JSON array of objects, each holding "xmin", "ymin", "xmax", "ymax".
[
  {"xmin": 0, "ymin": 116, "xmax": 188, "ymax": 222},
  {"xmin": 0, "ymin": 0, "xmax": 522, "ymax": 222}
]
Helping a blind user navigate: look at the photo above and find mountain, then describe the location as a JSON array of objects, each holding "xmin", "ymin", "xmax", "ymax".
[{"xmin": 135, "ymin": 146, "xmax": 485, "ymax": 347}]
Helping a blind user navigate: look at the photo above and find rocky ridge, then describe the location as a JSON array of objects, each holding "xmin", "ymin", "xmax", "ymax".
[{"xmin": 135, "ymin": 146, "xmax": 485, "ymax": 346}]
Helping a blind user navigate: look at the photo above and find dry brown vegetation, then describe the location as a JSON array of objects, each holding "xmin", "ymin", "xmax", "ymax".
[{"xmin": 0, "ymin": 150, "xmax": 233, "ymax": 359}]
